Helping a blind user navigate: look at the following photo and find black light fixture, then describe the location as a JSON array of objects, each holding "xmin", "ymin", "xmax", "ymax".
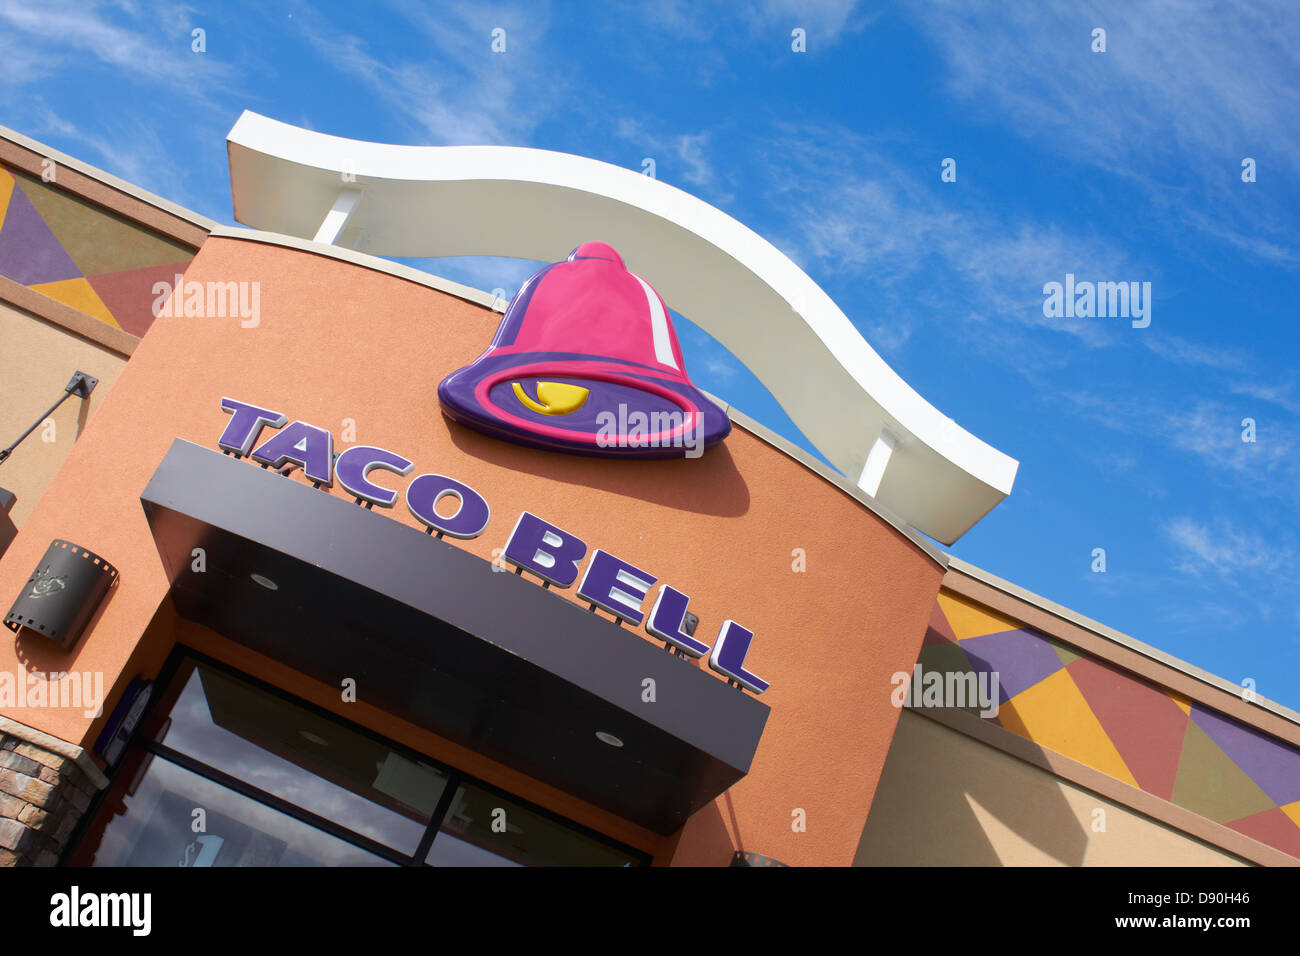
[
  {"xmin": 5, "ymin": 539, "xmax": 118, "ymax": 649},
  {"xmin": 730, "ymin": 850, "xmax": 788, "ymax": 867},
  {"xmin": 93, "ymin": 676, "xmax": 153, "ymax": 766},
  {"xmin": 0, "ymin": 487, "xmax": 16, "ymax": 560},
  {"xmin": 0, "ymin": 371, "xmax": 98, "ymax": 466}
]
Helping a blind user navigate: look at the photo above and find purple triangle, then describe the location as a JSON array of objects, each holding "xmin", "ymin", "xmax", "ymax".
[
  {"xmin": 0, "ymin": 187, "xmax": 82, "ymax": 286},
  {"xmin": 959, "ymin": 627, "xmax": 1065, "ymax": 702},
  {"xmin": 1190, "ymin": 705, "xmax": 1300, "ymax": 806}
]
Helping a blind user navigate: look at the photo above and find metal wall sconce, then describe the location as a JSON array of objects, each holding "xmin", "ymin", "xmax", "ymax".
[{"xmin": 4, "ymin": 540, "xmax": 117, "ymax": 649}]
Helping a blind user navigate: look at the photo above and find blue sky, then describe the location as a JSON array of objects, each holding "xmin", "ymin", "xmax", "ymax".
[{"xmin": 3, "ymin": 1, "xmax": 1298, "ymax": 709}]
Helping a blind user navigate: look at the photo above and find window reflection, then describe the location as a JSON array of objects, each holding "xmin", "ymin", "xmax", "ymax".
[
  {"xmin": 153, "ymin": 661, "xmax": 446, "ymax": 854},
  {"xmin": 72, "ymin": 656, "xmax": 646, "ymax": 867},
  {"xmin": 426, "ymin": 784, "xmax": 637, "ymax": 867},
  {"xmin": 86, "ymin": 756, "xmax": 394, "ymax": 867}
]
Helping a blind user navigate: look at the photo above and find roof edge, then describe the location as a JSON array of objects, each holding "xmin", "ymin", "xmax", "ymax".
[
  {"xmin": 945, "ymin": 556, "xmax": 1300, "ymax": 729},
  {"xmin": 0, "ymin": 123, "xmax": 219, "ymax": 232},
  {"xmin": 206, "ymin": 226, "xmax": 506, "ymax": 311}
]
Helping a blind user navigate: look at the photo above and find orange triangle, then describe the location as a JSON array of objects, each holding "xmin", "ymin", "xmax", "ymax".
[
  {"xmin": 28, "ymin": 277, "xmax": 121, "ymax": 328},
  {"xmin": 937, "ymin": 591, "xmax": 1022, "ymax": 641},
  {"xmin": 1164, "ymin": 688, "xmax": 1193, "ymax": 715},
  {"xmin": 997, "ymin": 669, "xmax": 1139, "ymax": 787},
  {"xmin": 0, "ymin": 167, "xmax": 13, "ymax": 228},
  {"xmin": 1282, "ymin": 801, "xmax": 1300, "ymax": 830}
]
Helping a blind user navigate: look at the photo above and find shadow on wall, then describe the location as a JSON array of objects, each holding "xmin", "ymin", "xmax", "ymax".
[
  {"xmin": 442, "ymin": 416, "xmax": 752, "ymax": 518},
  {"xmin": 662, "ymin": 790, "xmax": 754, "ymax": 867},
  {"xmin": 851, "ymin": 708, "xmax": 1091, "ymax": 866},
  {"xmin": 75, "ymin": 394, "xmax": 90, "ymax": 440}
]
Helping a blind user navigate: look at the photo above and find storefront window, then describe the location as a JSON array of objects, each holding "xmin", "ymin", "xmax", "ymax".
[
  {"xmin": 426, "ymin": 785, "xmax": 639, "ymax": 867},
  {"xmin": 70, "ymin": 653, "xmax": 646, "ymax": 867},
  {"xmin": 81, "ymin": 755, "xmax": 394, "ymax": 866},
  {"xmin": 153, "ymin": 660, "xmax": 444, "ymax": 854}
]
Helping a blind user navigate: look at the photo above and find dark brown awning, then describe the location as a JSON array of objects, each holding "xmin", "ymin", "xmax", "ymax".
[{"xmin": 140, "ymin": 439, "xmax": 768, "ymax": 834}]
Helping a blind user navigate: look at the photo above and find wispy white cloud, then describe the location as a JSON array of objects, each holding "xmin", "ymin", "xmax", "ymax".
[
  {"xmin": 296, "ymin": 0, "xmax": 563, "ymax": 146},
  {"xmin": 1143, "ymin": 333, "xmax": 1249, "ymax": 372},
  {"xmin": 674, "ymin": 132, "xmax": 715, "ymax": 187},
  {"xmin": 0, "ymin": 21, "xmax": 51, "ymax": 90},
  {"xmin": 1163, "ymin": 516, "xmax": 1283, "ymax": 577},
  {"xmin": 0, "ymin": 0, "xmax": 233, "ymax": 95},
  {"xmin": 614, "ymin": 119, "xmax": 724, "ymax": 192},
  {"xmin": 757, "ymin": 0, "xmax": 877, "ymax": 38},
  {"xmin": 1228, "ymin": 379, "xmax": 1300, "ymax": 415},
  {"xmin": 700, "ymin": 353, "xmax": 740, "ymax": 382},
  {"xmin": 751, "ymin": 122, "xmax": 1138, "ymax": 365},
  {"xmin": 1174, "ymin": 204, "xmax": 1300, "ymax": 268},
  {"xmin": 904, "ymin": 0, "xmax": 1300, "ymax": 266},
  {"xmin": 1064, "ymin": 390, "xmax": 1300, "ymax": 505},
  {"xmin": 909, "ymin": 1, "xmax": 1300, "ymax": 173},
  {"xmin": 597, "ymin": 0, "xmax": 879, "ymax": 89},
  {"xmin": 1162, "ymin": 403, "xmax": 1297, "ymax": 490},
  {"xmin": 630, "ymin": 0, "xmax": 878, "ymax": 47}
]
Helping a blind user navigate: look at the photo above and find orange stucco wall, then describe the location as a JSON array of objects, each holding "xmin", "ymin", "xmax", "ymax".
[{"xmin": 0, "ymin": 236, "xmax": 944, "ymax": 865}]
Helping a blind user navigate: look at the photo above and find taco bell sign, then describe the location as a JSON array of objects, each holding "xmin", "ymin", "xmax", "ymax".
[
  {"xmin": 216, "ymin": 397, "xmax": 768, "ymax": 694},
  {"xmin": 437, "ymin": 242, "xmax": 731, "ymax": 459}
]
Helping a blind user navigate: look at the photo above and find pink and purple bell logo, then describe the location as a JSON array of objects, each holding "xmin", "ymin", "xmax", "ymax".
[{"xmin": 437, "ymin": 241, "xmax": 730, "ymax": 459}]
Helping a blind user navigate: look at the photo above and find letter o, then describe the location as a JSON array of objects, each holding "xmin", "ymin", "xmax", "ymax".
[{"xmin": 406, "ymin": 473, "xmax": 491, "ymax": 538}]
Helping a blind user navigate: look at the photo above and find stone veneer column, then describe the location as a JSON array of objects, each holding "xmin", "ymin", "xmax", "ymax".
[{"xmin": 0, "ymin": 715, "xmax": 108, "ymax": 866}]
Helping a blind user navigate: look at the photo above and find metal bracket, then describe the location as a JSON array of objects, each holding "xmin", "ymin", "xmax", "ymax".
[{"xmin": 65, "ymin": 371, "xmax": 98, "ymax": 399}]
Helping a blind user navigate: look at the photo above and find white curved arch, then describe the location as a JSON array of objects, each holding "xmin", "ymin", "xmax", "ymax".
[{"xmin": 226, "ymin": 110, "xmax": 1017, "ymax": 544}]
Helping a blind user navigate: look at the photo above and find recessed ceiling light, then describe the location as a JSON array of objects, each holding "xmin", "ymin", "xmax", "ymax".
[
  {"xmin": 299, "ymin": 730, "xmax": 328, "ymax": 746},
  {"xmin": 595, "ymin": 731, "xmax": 623, "ymax": 748},
  {"xmin": 250, "ymin": 573, "xmax": 279, "ymax": 591}
]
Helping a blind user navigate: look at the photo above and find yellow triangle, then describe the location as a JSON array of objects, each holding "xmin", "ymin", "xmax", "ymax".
[
  {"xmin": 1282, "ymin": 801, "xmax": 1300, "ymax": 830},
  {"xmin": 937, "ymin": 591, "xmax": 1022, "ymax": 640},
  {"xmin": 1164, "ymin": 688, "xmax": 1193, "ymax": 715},
  {"xmin": 997, "ymin": 669, "xmax": 1139, "ymax": 788},
  {"xmin": 0, "ymin": 167, "xmax": 13, "ymax": 228},
  {"xmin": 28, "ymin": 277, "xmax": 120, "ymax": 328}
]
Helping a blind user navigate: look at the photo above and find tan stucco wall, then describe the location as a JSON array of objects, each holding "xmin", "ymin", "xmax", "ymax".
[
  {"xmin": 854, "ymin": 709, "xmax": 1249, "ymax": 866},
  {"xmin": 0, "ymin": 301, "xmax": 126, "ymax": 526}
]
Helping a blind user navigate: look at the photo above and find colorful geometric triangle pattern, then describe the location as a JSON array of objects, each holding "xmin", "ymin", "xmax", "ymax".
[
  {"xmin": 930, "ymin": 589, "xmax": 1300, "ymax": 860},
  {"xmin": 0, "ymin": 163, "xmax": 194, "ymax": 337}
]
